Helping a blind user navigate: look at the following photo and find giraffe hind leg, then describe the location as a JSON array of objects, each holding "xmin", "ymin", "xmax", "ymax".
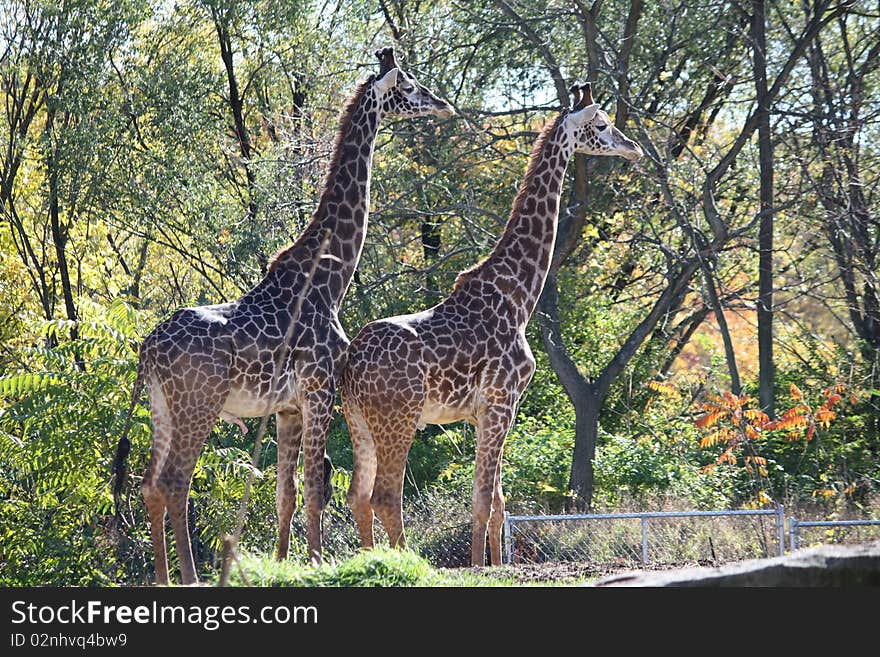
[
  {"xmin": 366, "ymin": 406, "xmax": 420, "ymax": 551},
  {"xmin": 159, "ymin": 402, "xmax": 225, "ymax": 586},
  {"xmin": 342, "ymin": 399, "xmax": 377, "ymax": 549},
  {"xmin": 141, "ymin": 380, "xmax": 173, "ymax": 585},
  {"xmin": 145, "ymin": 366, "xmax": 228, "ymax": 585}
]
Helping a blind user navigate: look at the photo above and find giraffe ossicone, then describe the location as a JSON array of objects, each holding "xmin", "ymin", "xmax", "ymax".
[
  {"xmin": 340, "ymin": 81, "xmax": 642, "ymax": 567},
  {"xmin": 111, "ymin": 47, "xmax": 455, "ymax": 585}
]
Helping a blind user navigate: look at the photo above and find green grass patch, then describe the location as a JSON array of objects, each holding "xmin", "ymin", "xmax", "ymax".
[{"xmin": 220, "ymin": 548, "xmax": 525, "ymax": 587}]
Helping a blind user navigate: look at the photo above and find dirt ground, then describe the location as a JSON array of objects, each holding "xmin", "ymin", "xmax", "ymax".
[{"xmin": 449, "ymin": 560, "xmax": 710, "ymax": 585}]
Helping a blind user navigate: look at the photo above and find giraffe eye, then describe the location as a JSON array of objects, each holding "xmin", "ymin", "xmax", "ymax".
[{"xmin": 595, "ymin": 123, "xmax": 607, "ymax": 130}]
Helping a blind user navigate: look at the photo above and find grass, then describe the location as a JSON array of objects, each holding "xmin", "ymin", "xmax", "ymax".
[{"xmin": 219, "ymin": 547, "xmax": 541, "ymax": 587}]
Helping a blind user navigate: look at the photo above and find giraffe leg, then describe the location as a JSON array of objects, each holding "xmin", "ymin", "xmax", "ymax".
[
  {"xmin": 472, "ymin": 403, "xmax": 515, "ymax": 566},
  {"xmin": 487, "ymin": 461, "xmax": 505, "ymax": 566},
  {"xmin": 275, "ymin": 408, "xmax": 303, "ymax": 560},
  {"xmin": 161, "ymin": 457, "xmax": 199, "ymax": 585},
  {"xmin": 368, "ymin": 418, "xmax": 417, "ymax": 550},
  {"xmin": 142, "ymin": 462, "xmax": 169, "ymax": 586},
  {"xmin": 141, "ymin": 380, "xmax": 173, "ymax": 585},
  {"xmin": 143, "ymin": 489, "xmax": 169, "ymax": 585},
  {"xmin": 342, "ymin": 400, "xmax": 377, "ymax": 549},
  {"xmin": 158, "ymin": 391, "xmax": 226, "ymax": 585},
  {"xmin": 301, "ymin": 385, "xmax": 334, "ymax": 563}
]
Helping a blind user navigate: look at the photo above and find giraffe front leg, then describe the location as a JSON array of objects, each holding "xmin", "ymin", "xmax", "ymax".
[
  {"xmin": 487, "ymin": 461, "xmax": 506, "ymax": 566},
  {"xmin": 301, "ymin": 385, "xmax": 334, "ymax": 564},
  {"xmin": 275, "ymin": 408, "xmax": 303, "ymax": 561},
  {"xmin": 472, "ymin": 402, "xmax": 515, "ymax": 567}
]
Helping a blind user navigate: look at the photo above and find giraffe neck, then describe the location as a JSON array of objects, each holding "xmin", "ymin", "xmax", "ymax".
[
  {"xmin": 458, "ymin": 117, "xmax": 573, "ymax": 326},
  {"xmin": 268, "ymin": 80, "xmax": 383, "ymax": 310}
]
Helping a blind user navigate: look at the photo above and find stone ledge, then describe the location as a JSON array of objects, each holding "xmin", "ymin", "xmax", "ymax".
[{"xmin": 593, "ymin": 540, "xmax": 880, "ymax": 587}]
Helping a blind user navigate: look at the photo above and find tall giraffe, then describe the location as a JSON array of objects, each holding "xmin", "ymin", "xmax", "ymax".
[
  {"xmin": 340, "ymin": 83, "xmax": 642, "ymax": 566},
  {"xmin": 112, "ymin": 47, "xmax": 455, "ymax": 584}
]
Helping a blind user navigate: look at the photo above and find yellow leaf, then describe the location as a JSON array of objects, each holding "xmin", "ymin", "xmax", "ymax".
[
  {"xmin": 790, "ymin": 383, "xmax": 803, "ymax": 400},
  {"xmin": 646, "ymin": 380, "xmax": 676, "ymax": 396}
]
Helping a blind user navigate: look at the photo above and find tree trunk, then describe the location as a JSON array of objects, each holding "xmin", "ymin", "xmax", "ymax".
[
  {"xmin": 753, "ymin": 0, "xmax": 775, "ymax": 415},
  {"xmin": 45, "ymin": 103, "xmax": 81, "ymax": 367},
  {"xmin": 421, "ymin": 218, "xmax": 441, "ymax": 297},
  {"xmin": 568, "ymin": 388, "xmax": 601, "ymax": 511},
  {"xmin": 701, "ymin": 259, "xmax": 741, "ymax": 394},
  {"xmin": 211, "ymin": 6, "xmax": 262, "ymax": 270},
  {"xmin": 537, "ymin": 270, "xmax": 599, "ymax": 511}
]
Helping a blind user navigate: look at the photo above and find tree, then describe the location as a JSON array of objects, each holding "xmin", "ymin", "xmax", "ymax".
[
  {"xmin": 751, "ymin": 0, "xmax": 775, "ymax": 416},
  {"xmin": 499, "ymin": 0, "xmax": 853, "ymax": 509}
]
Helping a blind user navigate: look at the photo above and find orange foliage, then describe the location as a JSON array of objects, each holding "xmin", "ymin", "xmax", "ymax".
[{"xmin": 693, "ymin": 382, "xmax": 849, "ymax": 476}]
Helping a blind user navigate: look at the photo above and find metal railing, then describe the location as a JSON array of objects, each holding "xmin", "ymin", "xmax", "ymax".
[
  {"xmin": 788, "ymin": 518, "xmax": 880, "ymax": 551},
  {"xmin": 503, "ymin": 507, "xmax": 786, "ymax": 566}
]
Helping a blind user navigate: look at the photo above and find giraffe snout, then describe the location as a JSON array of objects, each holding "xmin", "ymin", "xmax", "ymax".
[
  {"xmin": 623, "ymin": 141, "xmax": 644, "ymax": 161},
  {"xmin": 435, "ymin": 104, "xmax": 455, "ymax": 119}
]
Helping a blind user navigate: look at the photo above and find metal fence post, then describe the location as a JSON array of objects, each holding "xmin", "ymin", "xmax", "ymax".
[
  {"xmin": 641, "ymin": 516, "xmax": 648, "ymax": 566},
  {"xmin": 790, "ymin": 518, "xmax": 799, "ymax": 552},
  {"xmin": 776, "ymin": 505, "xmax": 785, "ymax": 556},
  {"xmin": 503, "ymin": 511, "xmax": 512, "ymax": 565}
]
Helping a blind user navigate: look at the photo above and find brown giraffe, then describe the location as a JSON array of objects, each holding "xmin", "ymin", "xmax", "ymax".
[
  {"xmin": 111, "ymin": 47, "xmax": 455, "ymax": 585},
  {"xmin": 340, "ymin": 83, "xmax": 642, "ymax": 566}
]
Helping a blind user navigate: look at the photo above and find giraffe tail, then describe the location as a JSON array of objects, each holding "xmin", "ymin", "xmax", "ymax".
[{"xmin": 112, "ymin": 352, "xmax": 147, "ymax": 529}]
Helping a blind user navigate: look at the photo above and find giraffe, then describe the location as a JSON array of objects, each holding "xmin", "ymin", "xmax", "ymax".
[
  {"xmin": 340, "ymin": 82, "xmax": 642, "ymax": 566},
  {"xmin": 111, "ymin": 47, "xmax": 455, "ymax": 585}
]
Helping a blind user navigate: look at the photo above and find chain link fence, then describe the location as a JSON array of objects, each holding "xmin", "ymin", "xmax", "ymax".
[
  {"xmin": 503, "ymin": 508, "xmax": 786, "ymax": 567},
  {"xmin": 277, "ymin": 488, "xmax": 476, "ymax": 567},
  {"xmin": 278, "ymin": 496, "xmax": 877, "ymax": 572},
  {"xmin": 789, "ymin": 519, "xmax": 880, "ymax": 551}
]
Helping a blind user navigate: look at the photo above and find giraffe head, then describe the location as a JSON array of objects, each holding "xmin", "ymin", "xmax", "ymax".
[
  {"xmin": 564, "ymin": 82, "xmax": 642, "ymax": 161},
  {"xmin": 371, "ymin": 46, "xmax": 455, "ymax": 119}
]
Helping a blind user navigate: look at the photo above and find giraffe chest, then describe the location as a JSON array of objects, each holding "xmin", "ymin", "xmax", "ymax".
[
  {"xmin": 418, "ymin": 333, "xmax": 535, "ymax": 428},
  {"xmin": 419, "ymin": 379, "xmax": 479, "ymax": 427}
]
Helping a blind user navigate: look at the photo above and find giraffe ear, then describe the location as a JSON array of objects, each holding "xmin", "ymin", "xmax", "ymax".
[
  {"xmin": 568, "ymin": 84, "xmax": 582, "ymax": 109},
  {"xmin": 375, "ymin": 67, "xmax": 400, "ymax": 93},
  {"xmin": 570, "ymin": 103, "xmax": 599, "ymax": 125}
]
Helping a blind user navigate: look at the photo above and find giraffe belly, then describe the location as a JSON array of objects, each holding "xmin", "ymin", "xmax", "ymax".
[
  {"xmin": 418, "ymin": 397, "xmax": 474, "ymax": 428},
  {"xmin": 222, "ymin": 386, "xmax": 297, "ymax": 418}
]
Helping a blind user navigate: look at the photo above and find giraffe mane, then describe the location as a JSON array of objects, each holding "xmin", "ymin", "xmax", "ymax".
[
  {"xmin": 267, "ymin": 75, "xmax": 375, "ymax": 274},
  {"xmin": 452, "ymin": 111, "xmax": 567, "ymax": 292}
]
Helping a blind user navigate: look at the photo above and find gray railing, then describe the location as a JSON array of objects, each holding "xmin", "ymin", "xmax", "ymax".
[
  {"xmin": 788, "ymin": 518, "xmax": 880, "ymax": 551},
  {"xmin": 503, "ymin": 507, "xmax": 786, "ymax": 566}
]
